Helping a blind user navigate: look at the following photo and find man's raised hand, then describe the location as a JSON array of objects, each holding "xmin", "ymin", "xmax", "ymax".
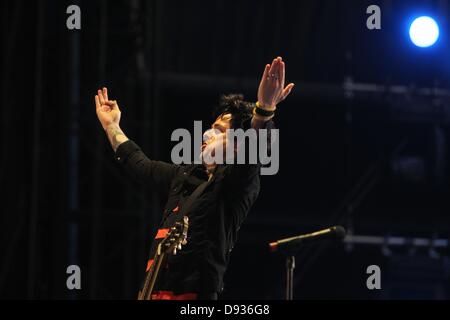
[
  {"xmin": 95, "ymin": 87, "xmax": 121, "ymax": 131},
  {"xmin": 257, "ymin": 57, "xmax": 295, "ymax": 109}
]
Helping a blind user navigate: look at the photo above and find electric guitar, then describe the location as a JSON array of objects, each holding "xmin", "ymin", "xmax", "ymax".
[{"xmin": 137, "ymin": 216, "xmax": 189, "ymax": 300}]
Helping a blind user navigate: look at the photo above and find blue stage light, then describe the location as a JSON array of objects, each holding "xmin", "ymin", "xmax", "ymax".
[{"xmin": 409, "ymin": 16, "xmax": 440, "ymax": 48}]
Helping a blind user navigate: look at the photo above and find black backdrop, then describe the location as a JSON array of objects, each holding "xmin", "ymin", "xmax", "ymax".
[{"xmin": 1, "ymin": 0, "xmax": 449, "ymax": 299}]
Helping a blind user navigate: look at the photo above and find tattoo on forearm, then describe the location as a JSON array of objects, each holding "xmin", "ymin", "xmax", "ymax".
[{"xmin": 106, "ymin": 124, "xmax": 128, "ymax": 152}]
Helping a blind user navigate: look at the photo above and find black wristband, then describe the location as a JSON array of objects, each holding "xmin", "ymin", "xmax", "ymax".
[{"xmin": 254, "ymin": 106, "xmax": 275, "ymax": 117}]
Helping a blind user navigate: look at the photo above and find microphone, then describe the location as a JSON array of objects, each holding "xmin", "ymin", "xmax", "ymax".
[{"xmin": 269, "ymin": 226, "xmax": 346, "ymax": 252}]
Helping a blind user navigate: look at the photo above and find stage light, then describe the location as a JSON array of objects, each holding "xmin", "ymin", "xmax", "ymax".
[{"xmin": 409, "ymin": 16, "xmax": 440, "ymax": 48}]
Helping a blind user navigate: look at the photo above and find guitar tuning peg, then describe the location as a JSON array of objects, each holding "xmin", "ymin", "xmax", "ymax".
[
  {"xmin": 182, "ymin": 239, "xmax": 187, "ymax": 245},
  {"xmin": 173, "ymin": 247, "xmax": 177, "ymax": 255},
  {"xmin": 178, "ymin": 243, "xmax": 182, "ymax": 250}
]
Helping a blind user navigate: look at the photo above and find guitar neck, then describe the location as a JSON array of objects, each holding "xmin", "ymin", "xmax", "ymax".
[{"xmin": 138, "ymin": 252, "xmax": 166, "ymax": 300}]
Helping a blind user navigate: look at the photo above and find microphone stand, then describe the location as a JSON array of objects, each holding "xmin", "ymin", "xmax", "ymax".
[
  {"xmin": 270, "ymin": 226, "xmax": 346, "ymax": 300},
  {"xmin": 285, "ymin": 254, "xmax": 295, "ymax": 300},
  {"xmin": 280, "ymin": 246, "xmax": 300, "ymax": 300}
]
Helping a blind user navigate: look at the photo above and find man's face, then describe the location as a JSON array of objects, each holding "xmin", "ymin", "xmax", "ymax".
[{"xmin": 201, "ymin": 113, "xmax": 232, "ymax": 169}]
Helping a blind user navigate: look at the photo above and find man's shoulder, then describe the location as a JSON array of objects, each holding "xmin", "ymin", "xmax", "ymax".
[{"xmin": 175, "ymin": 163, "xmax": 206, "ymax": 176}]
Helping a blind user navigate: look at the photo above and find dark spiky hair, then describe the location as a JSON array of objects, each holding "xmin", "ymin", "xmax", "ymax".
[{"xmin": 212, "ymin": 94, "xmax": 254, "ymax": 130}]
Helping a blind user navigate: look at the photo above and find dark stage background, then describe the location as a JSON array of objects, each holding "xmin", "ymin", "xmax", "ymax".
[{"xmin": 1, "ymin": 0, "xmax": 450, "ymax": 299}]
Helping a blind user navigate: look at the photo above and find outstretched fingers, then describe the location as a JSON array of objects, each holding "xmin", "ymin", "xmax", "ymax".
[
  {"xmin": 279, "ymin": 60, "xmax": 285, "ymax": 87},
  {"xmin": 261, "ymin": 64, "xmax": 270, "ymax": 82},
  {"xmin": 95, "ymin": 95, "xmax": 101, "ymax": 109},
  {"xmin": 268, "ymin": 58, "xmax": 278, "ymax": 79},
  {"xmin": 97, "ymin": 89, "xmax": 105, "ymax": 105},
  {"xmin": 103, "ymin": 87, "xmax": 109, "ymax": 101},
  {"xmin": 281, "ymin": 83, "xmax": 295, "ymax": 100}
]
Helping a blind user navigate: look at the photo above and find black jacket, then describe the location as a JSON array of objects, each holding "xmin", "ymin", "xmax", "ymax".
[{"xmin": 115, "ymin": 130, "xmax": 267, "ymax": 294}]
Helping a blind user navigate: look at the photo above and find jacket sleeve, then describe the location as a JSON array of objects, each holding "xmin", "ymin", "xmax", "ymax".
[
  {"xmin": 114, "ymin": 140, "xmax": 180, "ymax": 195},
  {"xmin": 223, "ymin": 119, "xmax": 276, "ymax": 209},
  {"xmin": 225, "ymin": 119, "xmax": 275, "ymax": 187}
]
